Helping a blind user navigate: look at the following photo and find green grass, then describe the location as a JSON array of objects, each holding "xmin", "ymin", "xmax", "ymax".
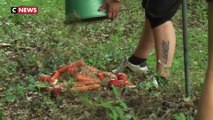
[{"xmin": 0, "ymin": 0, "xmax": 208, "ymax": 119}]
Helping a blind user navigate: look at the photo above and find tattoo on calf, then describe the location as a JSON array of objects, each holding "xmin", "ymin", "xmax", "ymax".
[{"xmin": 162, "ymin": 40, "xmax": 170, "ymax": 64}]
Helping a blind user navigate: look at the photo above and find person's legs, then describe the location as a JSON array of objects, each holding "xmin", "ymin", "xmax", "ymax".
[
  {"xmin": 152, "ymin": 21, "xmax": 176, "ymax": 77},
  {"xmin": 133, "ymin": 19, "xmax": 176, "ymax": 78},
  {"xmin": 113, "ymin": 0, "xmax": 180, "ymax": 79},
  {"xmin": 132, "ymin": 18, "xmax": 154, "ymax": 59},
  {"xmin": 131, "ymin": 0, "xmax": 180, "ymax": 76},
  {"xmin": 197, "ymin": 2, "xmax": 213, "ymax": 120},
  {"xmin": 112, "ymin": 18, "xmax": 153, "ymax": 74},
  {"xmin": 133, "ymin": 0, "xmax": 179, "ymax": 77}
]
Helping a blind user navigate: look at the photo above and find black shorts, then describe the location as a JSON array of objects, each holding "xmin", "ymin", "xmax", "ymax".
[{"xmin": 142, "ymin": 0, "xmax": 181, "ymax": 28}]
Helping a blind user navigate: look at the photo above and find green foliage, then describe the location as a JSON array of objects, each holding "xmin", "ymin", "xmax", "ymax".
[
  {"xmin": 112, "ymin": 86, "xmax": 128, "ymax": 110},
  {"xmin": 171, "ymin": 113, "xmax": 195, "ymax": 120},
  {"xmin": 172, "ymin": 113, "xmax": 187, "ymax": 120},
  {"xmin": 3, "ymin": 75, "xmax": 48, "ymax": 103},
  {"xmin": 4, "ymin": 92, "xmax": 17, "ymax": 103},
  {"xmin": 0, "ymin": 55, "xmax": 18, "ymax": 79},
  {"xmin": 171, "ymin": 113, "xmax": 188, "ymax": 120},
  {"xmin": 0, "ymin": 110, "xmax": 4, "ymax": 120},
  {"xmin": 101, "ymin": 86, "xmax": 130, "ymax": 120},
  {"xmin": 4, "ymin": 82, "xmax": 25, "ymax": 103},
  {"xmin": 101, "ymin": 101, "xmax": 126, "ymax": 120}
]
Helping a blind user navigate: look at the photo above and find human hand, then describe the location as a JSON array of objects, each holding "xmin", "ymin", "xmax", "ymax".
[{"xmin": 99, "ymin": 0, "xmax": 121, "ymax": 20}]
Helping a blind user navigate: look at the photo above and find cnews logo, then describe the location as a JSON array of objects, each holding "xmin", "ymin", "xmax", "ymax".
[{"xmin": 11, "ymin": 6, "xmax": 38, "ymax": 14}]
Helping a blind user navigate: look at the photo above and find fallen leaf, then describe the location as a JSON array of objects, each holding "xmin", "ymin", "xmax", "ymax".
[{"xmin": 0, "ymin": 87, "xmax": 6, "ymax": 91}]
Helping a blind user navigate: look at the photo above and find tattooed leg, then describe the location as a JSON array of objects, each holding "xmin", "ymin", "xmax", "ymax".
[
  {"xmin": 162, "ymin": 40, "xmax": 170, "ymax": 64},
  {"xmin": 153, "ymin": 21, "xmax": 176, "ymax": 77}
]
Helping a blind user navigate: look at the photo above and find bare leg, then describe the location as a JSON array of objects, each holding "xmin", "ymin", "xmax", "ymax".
[
  {"xmin": 132, "ymin": 19, "xmax": 176, "ymax": 77},
  {"xmin": 152, "ymin": 21, "xmax": 176, "ymax": 77},
  {"xmin": 133, "ymin": 18, "xmax": 155, "ymax": 58},
  {"xmin": 197, "ymin": 2, "xmax": 213, "ymax": 120}
]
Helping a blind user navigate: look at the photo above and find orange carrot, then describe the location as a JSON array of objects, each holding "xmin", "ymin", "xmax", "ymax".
[
  {"xmin": 97, "ymin": 72, "xmax": 105, "ymax": 81},
  {"xmin": 108, "ymin": 79, "xmax": 121, "ymax": 87},
  {"xmin": 73, "ymin": 82, "xmax": 85, "ymax": 87},
  {"xmin": 51, "ymin": 87, "xmax": 62, "ymax": 97},
  {"xmin": 66, "ymin": 60, "xmax": 85, "ymax": 75},
  {"xmin": 57, "ymin": 66, "xmax": 68, "ymax": 73},
  {"xmin": 51, "ymin": 72, "xmax": 61, "ymax": 81},
  {"xmin": 74, "ymin": 80, "xmax": 100, "ymax": 85},
  {"xmin": 68, "ymin": 60, "xmax": 85, "ymax": 68},
  {"xmin": 44, "ymin": 66, "xmax": 68, "ymax": 85},
  {"xmin": 67, "ymin": 67, "xmax": 77, "ymax": 75},
  {"xmin": 38, "ymin": 75, "xmax": 51, "ymax": 82},
  {"xmin": 49, "ymin": 71, "xmax": 61, "ymax": 84},
  {"xmin": 75, "ymin": 75, "xmax": 100, "ymax": 82},
  {"xmin": 116, "ymin": 73, "xmax": 128, "ymax": 81},
  {"xmin": 48, "ymin": 79, "xmax": 58, "ymax": 85},
  {"xmin": 87, "ymin": 66, "xmax": 99, "ymax": 72},
  {"xmin": 71, "ymin": 84, "xmax": 101, "ymax": 91}
]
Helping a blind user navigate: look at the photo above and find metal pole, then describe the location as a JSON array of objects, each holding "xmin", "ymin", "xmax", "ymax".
[{"xmin": 182, "ymin": 0, "xmax": 190, "ymax": 97}]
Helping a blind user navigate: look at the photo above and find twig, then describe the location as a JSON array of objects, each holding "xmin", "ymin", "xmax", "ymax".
[
  {"xmin": 0, "ymin": 42, "xmax": 11, "ymax": 47},
  {"xmin": 160, "ymin": 109, "xmax": 172, "ymax": 120}
]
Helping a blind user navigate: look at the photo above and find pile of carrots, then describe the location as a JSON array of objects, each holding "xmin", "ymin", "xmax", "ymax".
[{"xmin": 38, "ymin": 60, "xmax": 132, "ymax": 97}]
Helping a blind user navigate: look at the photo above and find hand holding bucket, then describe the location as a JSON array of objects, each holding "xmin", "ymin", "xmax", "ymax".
[
  {"xmin": 65, "ymin": 0, "xmax": 121, "ymax": 23},
  {"xmin": 98, "ymin": 0, "xmax": 121, "ymax": 20}
]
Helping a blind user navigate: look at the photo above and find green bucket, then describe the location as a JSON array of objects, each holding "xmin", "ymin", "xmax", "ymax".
[{"xmin": 65, "ymin": 0, "xmax": 107, "ymax": 21}]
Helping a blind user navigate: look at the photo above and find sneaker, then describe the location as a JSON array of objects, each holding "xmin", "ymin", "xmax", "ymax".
[
  {"xmin": 112, "ymin": 57, "xmax": 158, "ymax": 88},
  {"xmin": 149, "ymin": 75, "xmax": 159, "ymax": 88},
  {"xmin": 112, "ymin": 57, "xmax": 149, "ymax": 74}
]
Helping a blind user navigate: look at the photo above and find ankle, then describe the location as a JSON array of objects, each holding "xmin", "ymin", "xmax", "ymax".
[{"xmin": 128, "ymin": 55, "xmax": 147, "ymax": 65}]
